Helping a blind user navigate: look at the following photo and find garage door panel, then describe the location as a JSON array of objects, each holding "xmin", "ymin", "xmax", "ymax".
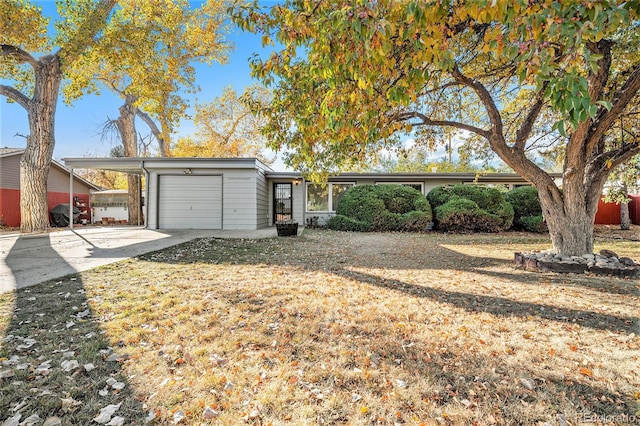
[{"xmin": 159, "ymin": 175, "xmax": 222, "ymax": 229}]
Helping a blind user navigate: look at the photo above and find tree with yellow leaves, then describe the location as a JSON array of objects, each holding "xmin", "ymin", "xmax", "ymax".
[
  {"xmin": 173, "ymin": 85, "xmax": 274, "ymax": 164},
  {"xmin": 1, "ymin": 0, "xmax": 116, "ymax": 232},
  {"xmin": 64, "ymin": 0, "xmax": 231, "ymax": 224}
]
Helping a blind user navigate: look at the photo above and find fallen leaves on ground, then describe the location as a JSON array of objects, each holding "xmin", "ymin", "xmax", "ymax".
[{"xmin": 1, "ymin": 230, "xmax": 639, "ymax": 424}]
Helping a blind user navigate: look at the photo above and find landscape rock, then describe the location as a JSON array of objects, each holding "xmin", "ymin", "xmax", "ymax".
[
  {"xmin": 599, "ymin": 249, "xmax": 619, "ymax": 258},
  {"xmin": 515, "ymin": 250, "xmax": 640, "ymax": 277}
]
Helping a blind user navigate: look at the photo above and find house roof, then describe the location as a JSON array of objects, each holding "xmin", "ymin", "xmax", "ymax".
[
  {"xmin": 63, "ymin": 157, "xmax": 274, "ymax": 174},
  {"xmin": 63, "ymin": 156, "xmax": 562, "ymax": 184},
  {"xmin": 0, "ymin": 147, "xmax": 26, "ymax": 157},
  {"xmin": 1, "ymin": 148, "xmax": 101, "ymax": 191}
]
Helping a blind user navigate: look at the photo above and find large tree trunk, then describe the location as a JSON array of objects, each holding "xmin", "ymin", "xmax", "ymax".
[
  {"xmin": 20, "ymin": 55, "xmax": 61, "ymax": 233},
  {"xmin": 116, "ymin": 96, "xmax": 143, "ymax": 225},
  {"xmin": 536, "ymin": 172, "xmax": 601, "ymax": 256}
]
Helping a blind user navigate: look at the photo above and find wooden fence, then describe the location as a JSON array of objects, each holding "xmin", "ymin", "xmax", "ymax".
[{"xmin": 594, "ymin": 195, "xmax": 640, "ymax": 225}]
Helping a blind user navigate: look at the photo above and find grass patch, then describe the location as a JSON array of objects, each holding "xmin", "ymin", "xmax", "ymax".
[{"xmin": 1, "ymin": 230, "xmax": 639, "ymax": 424}]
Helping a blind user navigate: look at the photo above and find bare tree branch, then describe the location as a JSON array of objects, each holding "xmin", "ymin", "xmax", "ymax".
[
  {"xmin": 393, "ymin": 110, "xmax": 489, "ymax": 138},
  {"xmin": 0, "ymin": 84, "xmax": 30, "ymax": 109},
  {"xmin": 514, "ymin": 84, "xmax": 548, "ymax": 151}
]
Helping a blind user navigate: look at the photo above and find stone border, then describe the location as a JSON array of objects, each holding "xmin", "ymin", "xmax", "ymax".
[{"xmin": 514, "ymin": 250, "xmax": 640, "ymax": 277}]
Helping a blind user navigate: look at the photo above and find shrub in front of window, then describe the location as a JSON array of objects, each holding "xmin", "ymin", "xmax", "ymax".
[
  {"xmin": 504, "ymin": 186, "xmax": 547, "ymax": 233},
  {"xmin": 335, "ymin": 186, "xmax": 387, "ymax": 224},
  {"xmin": 434, "ymin": 197, "xmax": 504, "ymax": 233},
  {"xmin": 329, "ymin": 185, "xmax": 432, "ymax": 232},
  {"xmin": 326, "ymin": 215, "xmax": 373, "ymax": 232},
  {"xmin": 428, "ymin": 185, "xmax": 513, "ymax": 232}
]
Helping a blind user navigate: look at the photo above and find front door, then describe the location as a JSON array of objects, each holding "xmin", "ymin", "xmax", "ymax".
[{"xmin": 273, "ymin": 183, "xmax": 292, "ymax": 223}]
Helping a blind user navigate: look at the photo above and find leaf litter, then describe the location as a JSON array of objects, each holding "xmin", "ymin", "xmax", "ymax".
[{"xmin": 1, "ymin": 229, "xmax": 639, "ymax": 424}]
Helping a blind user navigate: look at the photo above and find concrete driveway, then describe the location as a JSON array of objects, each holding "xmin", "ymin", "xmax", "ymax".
[{"xmin": 0, "ymin": 226, "xmax": 277, "ymax": 294}]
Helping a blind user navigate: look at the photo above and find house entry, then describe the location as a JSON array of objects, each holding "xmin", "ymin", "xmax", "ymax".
[{"xmin": 273, "ymin": 183, "xmax": 292, "ymax": 223}]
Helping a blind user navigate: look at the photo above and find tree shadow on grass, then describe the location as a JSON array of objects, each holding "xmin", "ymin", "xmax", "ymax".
[
  {"xmin": 335, "ymin": 266, "xmax": 638, "ymax": 333},
  {"xmin": 106, "ymin": 233, "xmax": 640, "ymax": 423},
  {"xmin": 0, "ymin": 236, "xmax": 147, "ymax": 424}
]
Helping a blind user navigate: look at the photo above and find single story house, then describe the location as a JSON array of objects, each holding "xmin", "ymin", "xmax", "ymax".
[
  {"xmin": 0, "ymin": 148, "xmax": 100, "ymax": 227},
  {"xmin": 62, "ymin": 156, "xmax": 553, "ymax": 230}
]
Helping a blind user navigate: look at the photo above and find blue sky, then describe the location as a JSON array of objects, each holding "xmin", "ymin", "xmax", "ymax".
[{"xmin": 0, "ymin": 1, "xmax": 287, "ymax": 168}]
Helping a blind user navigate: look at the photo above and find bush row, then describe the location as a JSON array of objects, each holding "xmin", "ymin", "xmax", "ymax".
[
  {"xmin": 327, "ymin": 183, "xmax": 546, "ymax": 234},
  {"xmin": 328, "ymin": 185, "xmax": 433, "ymax": 232}
]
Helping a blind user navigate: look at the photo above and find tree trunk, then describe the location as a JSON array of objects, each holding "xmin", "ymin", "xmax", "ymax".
[
  {"xmin": 536, "ymin": 174, "xmax": 602, "ymax": 255},
  {"xmin": 20, "ymin": 55, "xmax": 61, "ymax": 233},
  {"xmin": 619, "ymin": 182, "xmax": 630, "ymax": 230},
  {"xmin": 116, "ymin": 97, "xmax": 143, "ymax": 225},
  {"xmin": 545, "ymin": 211, "xmax": 595, "ymax": 256}
]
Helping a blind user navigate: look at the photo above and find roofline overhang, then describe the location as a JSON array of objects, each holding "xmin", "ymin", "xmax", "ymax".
[{"xmin": 63, "ymin": 157, "xmax": 273, "ymax": 174}]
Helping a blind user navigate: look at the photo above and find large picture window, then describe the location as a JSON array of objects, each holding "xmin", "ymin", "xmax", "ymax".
[{"xmin": 306, "ymin": 183, "xmax": 354, "ymax": 212}]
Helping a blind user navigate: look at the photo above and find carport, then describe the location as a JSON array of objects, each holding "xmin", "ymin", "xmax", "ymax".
[{"xmin": 63, "ymin": 157, "xmax": 146, "ymax": 230}]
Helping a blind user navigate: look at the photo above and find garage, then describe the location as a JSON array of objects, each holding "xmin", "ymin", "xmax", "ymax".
[{"xmin": 158, "ymin": 175, "xmax": 222, "ymax": 229}]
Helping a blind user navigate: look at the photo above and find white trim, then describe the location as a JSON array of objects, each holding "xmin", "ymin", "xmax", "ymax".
[{"xmin": 305, "ymin": 182, "xmax": 355, "ymax": 213}]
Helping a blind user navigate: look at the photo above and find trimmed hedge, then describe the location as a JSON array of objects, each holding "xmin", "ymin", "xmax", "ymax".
[
  {"xmin": 328, "ymin": 184, "xmax": 432, "ymax": 232},
  {"xmin": 427, "ymin": 185, "xmax": 513, "ymax": 232},
  {"xmin": 505, "ymin": 186, "xmax": 547, "ymax": 233},
  {"xmin": 326, "ymin": 215, "xmax": 372, "ymax": 232},
  {"xmin": 519, "ymin": 215, "xmax": 547, "ymax": 233}
]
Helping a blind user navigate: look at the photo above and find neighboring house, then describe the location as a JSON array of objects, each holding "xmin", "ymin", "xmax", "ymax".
[
  {"xmin": 0, "ymin": 148, "xmax": 100, "ymax": 228},
  {"xmin": 63, "ymin": 156, "xmax": 555, "ymax": 230},
  {"xmin": 91, "ymin": 189, "xmax": 146, "ymax": 225}
]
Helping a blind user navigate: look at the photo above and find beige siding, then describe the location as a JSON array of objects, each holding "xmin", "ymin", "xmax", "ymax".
[
  {"xmin": 146, "ymin": 172, "xmax": 159, "ymax": 229},
  {"xmin": 0, "ymin": 155, "xmax": 21, "ymax": 190},
  {"xmin": 147, "ymin": 168, "xmax": 259, "ymax": 230},
  {"xmin": 48, "ymin": 165, "xmax": 93, "ymax": 194},
  {"xmin": 256, "ymin": 170, "xmax": 269, "ymax": 228},
  {"xmin": 1, "ymin": 155, "xmax": 93, "ymax": 193},
  {"xmin": 224, "ymin": 171, "xmax": 258, "ymax": 230}
]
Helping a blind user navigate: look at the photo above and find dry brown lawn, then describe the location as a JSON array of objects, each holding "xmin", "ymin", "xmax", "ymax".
[{"xmin": 1, "ymin": 229, "xmax": 639, "ymax": 425}]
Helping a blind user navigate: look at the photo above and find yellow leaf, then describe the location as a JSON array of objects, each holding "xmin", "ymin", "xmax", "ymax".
[
  {"xmin": 360, "ymin": 406, "xmax": 368, "ymax": 414},
  {"xmin": 579, "ymin": 367, "xmax": 593, "ymax": 377}
]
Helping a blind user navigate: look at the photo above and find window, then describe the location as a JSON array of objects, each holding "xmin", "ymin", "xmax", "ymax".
[{"xmin": 306, "ymin": 182, "xmax": 354, "ymax": 212}]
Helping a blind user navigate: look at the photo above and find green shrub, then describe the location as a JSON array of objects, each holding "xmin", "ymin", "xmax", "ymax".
[
  {"xmin": 413, "ymin": 197, "xmax": 432, "ymax": 215},
  {"xmin": 327, "ymin": 215, "xmax": 372, "ymax": 232},
  {"xmin": 490, "ymin": 201, "xmax": 515, "ymax": 229},
  {"xmin": 435, "ymin": 198, "xmax": 504, "ymax": 233},
  {"xmin": 518, "ymin": 215, "xmax": 548, "ymax": 233},
  {"xmin": 402, "ymin": 211, "xmax": 434, "ymax": 232},
  {"xmin": 373, "ymin": 211, "xmax": 404, "ymax": 231},
  {"xmin": 335, "ymin": 186, "xmax": 387, "ymax": 224},
  {"xmin": 428, "ymin": 185, "xmax": 513, "ymax": 232},
  {"xmin": 332, "ymin": 184, "xmax": 432, "ymax": 233},
  {"xmin": 505, "ymin": 186, "xmax": 545, "ymax": 231}
]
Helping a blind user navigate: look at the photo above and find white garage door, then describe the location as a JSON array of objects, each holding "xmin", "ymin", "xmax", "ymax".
[{"xmin": 158, "ymin": 175, "xmax": 222, "ymax": 229}]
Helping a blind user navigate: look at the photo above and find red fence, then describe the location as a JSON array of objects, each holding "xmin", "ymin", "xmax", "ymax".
[
  {"xmin": 594, "ymin": 195, "xmax": 640, "ymax": 225},
  {"xmin": 0, "ymin": 190, "xmax": 90, "ymax": 227}
]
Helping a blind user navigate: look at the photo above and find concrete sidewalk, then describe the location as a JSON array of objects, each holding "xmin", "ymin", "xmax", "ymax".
[{"xmin": 0, "ymin": 226, "xmax": 277, "ymax": 294}]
